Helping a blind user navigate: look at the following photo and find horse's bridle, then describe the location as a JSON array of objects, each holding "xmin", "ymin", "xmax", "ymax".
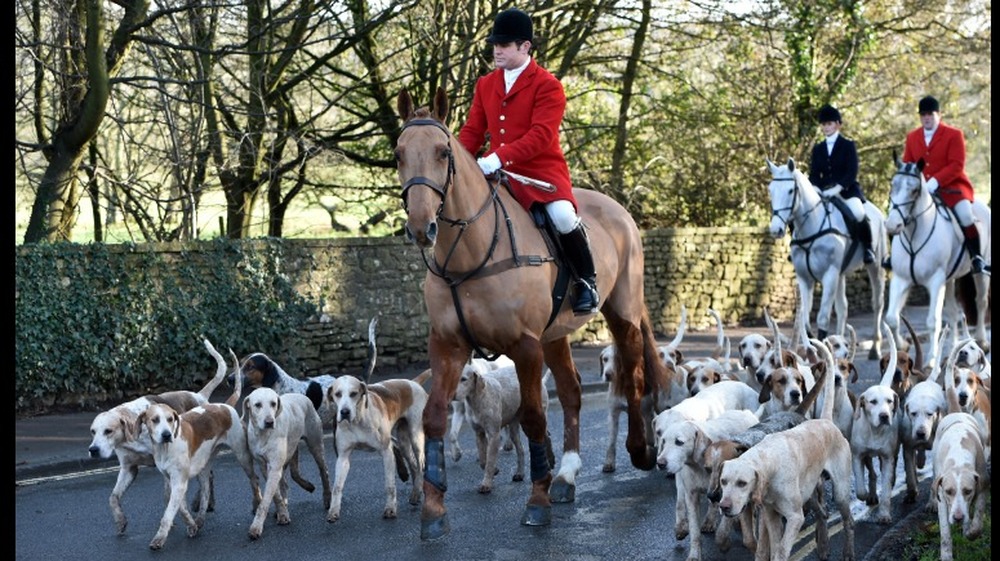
[
  {"xmin": 769, "ymin": 175, "xmax": 799, "ymax": 231},
  {"xmin": 399, "ymin": 118, "xmax": 455, "ymax": 217},
  {"xmin": 887, "ymin": 167, "xmax": 933, "ymax": 228}
]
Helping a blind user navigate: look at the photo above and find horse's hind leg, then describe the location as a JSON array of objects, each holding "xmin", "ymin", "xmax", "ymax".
[
  {"xmin": 542, "ymin": 338, "xmax": 582, "ymax": 503},
  {"xmin": 420, "ymin": 338, "xmax": 469, "ymax": 541},
  {"xmin": 508, "ymin": 336, "xmax": 553, "ymax": 526},
  {"xmin": 972, "ymin": 275, "xmax": 990, "ymax": 353}
]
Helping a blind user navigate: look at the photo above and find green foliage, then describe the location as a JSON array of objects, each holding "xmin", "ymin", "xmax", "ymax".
[
  {"xmin": 895, "ymin": 491, "xmax": 991, "ymax": 561},
  {"xmin": 15, "ymin": 240, "xmax": 317, "ymax": 414}
]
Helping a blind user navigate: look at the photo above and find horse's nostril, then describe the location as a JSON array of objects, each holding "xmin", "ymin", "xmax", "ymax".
[{"xmin": 427, "ymin": 221, "xmax": 438, "ymax": 240}]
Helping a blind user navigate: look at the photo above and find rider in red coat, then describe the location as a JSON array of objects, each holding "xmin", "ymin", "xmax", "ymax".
[
  {"xmin": 902, "ymin": 95, "xmax": 988, "ymax": 275},
  {"xmin": 459, "ymin": 8, "xmax": 598, "ymax": 314}
]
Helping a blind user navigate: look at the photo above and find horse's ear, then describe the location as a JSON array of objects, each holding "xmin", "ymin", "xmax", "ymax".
[
  {"xmin": 397, "ymin": 89, "xmax": 414, "ymax": 122},
  {"xmin": 916, "ymin": 158, "xmax": 926, "ymax": 172},
  {"xmin": 766, "ymin": 159, "xmax": 778, "ymax": 175},
  {"xmin": 893, "ymin": 150, "xmax": 901, "ymax": 169},
  {"xmin": 787, "ymin": 157, "xmax": 796, "ymax": 172},
  {"xmin": 432, "ymin": 86, "xmax": 449, "ymax": 122}
]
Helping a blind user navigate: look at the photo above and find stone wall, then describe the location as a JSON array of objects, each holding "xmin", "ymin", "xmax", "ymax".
[{"xmin": 18, "ymin": 228, "xmax": 903, "ymax": 380}]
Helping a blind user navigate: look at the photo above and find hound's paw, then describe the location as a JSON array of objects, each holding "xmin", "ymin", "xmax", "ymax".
[
  {"xmin": 116, "ymin": 521, "xmax": 128, "ymax": 536},
  {"xmin": 187, "ymin": 524, "xmax": 200, "ymax": 538},
  {"xmin": 875, "ymin": 512, "xmax": 892, "ymax": 525},
  {"xmin": 277, "ymin": 513, "xmax": 291, "ymax": 525},
  {"xmin": 675, "ymin": 528, "xmax": 690, "ymax": 541},
  {"xmin": 149, "ymin": 536, "xmax": 166, "ymax": 550},
  {"xmin": 477, "ymin": 484, "xmax": 494, "ymax": 494},
  {"xmin": 602, "ymin": 463, "xmax": 616, "ymax": 473},
  {"xmin": 512, "ymin": 473, "xmax": 524, "ymax": 482},
  {"xmin": 327, "ymin": 512, "xmax": 340, "ymax": 523},
  {"xmin": 249, "ymin": 525, "xmax": 263, "ymax": 540},
  {"xmin": 904, "ymin": 489, "xmax": 918, "ymax": 504},
  {"xmin": 865, "ymin": 495, "xmax": 878, "ymax": 506},
  {"xmin": 383, "ymin": 507, "xmax": 397, "ymax": 519}
]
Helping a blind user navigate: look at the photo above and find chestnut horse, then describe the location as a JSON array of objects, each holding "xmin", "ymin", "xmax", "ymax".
[{"xmin": 395, "ymin": 87, "xmax": 671, "ymax": 540}]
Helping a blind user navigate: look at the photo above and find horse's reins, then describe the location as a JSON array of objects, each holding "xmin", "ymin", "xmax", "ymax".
[{"xmin": 888, "ymin": 168, "xmax": 963, "ymax": 280}]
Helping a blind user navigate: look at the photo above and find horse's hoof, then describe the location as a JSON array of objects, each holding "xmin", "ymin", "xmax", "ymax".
[
  {"xmin": 867, "ymin": 347, "xmax": 880, "ymax": 360},
  {"xmin": 550, "ymin": 479, "xmax": 575, "ymax": 503},
  {"xmin": 521, "ymin": 504, "xmax": 552, "ymax": 526},
  {"xmin": 628, "ymin": 445, "xmax": 657, "ymax": 471},
  {"xmin": 420, "ymin": 514, "xmax": 450, "ymax": 541}
]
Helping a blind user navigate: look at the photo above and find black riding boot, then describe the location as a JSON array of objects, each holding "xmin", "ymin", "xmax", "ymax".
[
  {"xmin": 855, "ymin": 216, "xmax": 876, "ymax": 264},
  {"xmin": 559, "ymin": 223, "xmax": 600, "ymax": 315},
  {"xmin": 963, "ymin": 226, "xmax": 990, "ymax": 275}
]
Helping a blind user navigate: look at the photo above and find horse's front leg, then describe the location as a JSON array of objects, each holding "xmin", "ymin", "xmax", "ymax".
[
  {"xmin": 815, "ymin": 268, "xmax": 841, "ymax": 340},
  {"xmin": 866, "ymin": 261, "xmax": 887, "ymax": 360},
  {"xmin": 923, "ymin": 273, "xmax": 949, "ymax": 373},
  {"xmin": 797, "ymin": 275, "xmax": 816, "ymax": 338},
  {"xmin": 884, "ymin": 275, "xmax": 912, "ymax": 355},
  {"xmin": 833, "ymin": 273, "xmax": 849, "ymax": 337},
  {"xmin": 542, "ymin": 338, "xmax": 582, "ymax": 503},
  {"xmin": 509, "ymin": 336, "xmax": 552, "ymax": 526},
  {"xmin": 419, "ymin": 336, "xmax": 468, "ymax": 541}
]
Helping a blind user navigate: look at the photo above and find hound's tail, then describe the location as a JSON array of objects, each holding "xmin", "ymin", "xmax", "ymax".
[
  {"xmin": 361, "ymin": 316, "xmax": 379, "ymax": 383},
  {"xmin": 198, "ymin": 338, "xmax": 229, "ymax": 400},
  {"xmin": 225, "ymin": 349, "xmax": 243, "ymax": 408}
]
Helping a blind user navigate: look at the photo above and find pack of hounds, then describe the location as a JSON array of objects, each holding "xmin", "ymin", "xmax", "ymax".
[{"xmin": 87, "ymin": 310, "xmax": 990, "ymax": 560}]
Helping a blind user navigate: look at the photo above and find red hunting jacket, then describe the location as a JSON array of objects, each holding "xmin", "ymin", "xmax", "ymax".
[
  {"xmin": 902, "ymin": 121, "xmax": 975, "ymax": 206},
  {"xmin": 458, "ymin": 59, "xmax": 577, "ymax": 211}
]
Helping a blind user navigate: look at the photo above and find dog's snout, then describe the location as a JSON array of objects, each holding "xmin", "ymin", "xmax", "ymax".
[
  {"xmin": 264, "ymin": 419, "xmax": 275, "ymax": 429},
  {"xmin": 707, "ymin": 488, "xmax": 721, "ymax": 503},
  {"xmin": 339, "ymin": 408, "xmax": 351, "ymax": 421},
  {"xmin": 878, "ymin": 413, "xmax": 890, "ymax": 425},
  {"xmin": 88, "ymin": 446, "xmax": 100, "ymax": 458},
  {"xmin": 160, "ymin": 431, "xmax": 173, "ymax": 443}
]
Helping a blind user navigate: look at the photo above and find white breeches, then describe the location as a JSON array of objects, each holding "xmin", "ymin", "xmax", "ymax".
[
  {"xmin": 953, "ymin": 199, "xmax": 974, "ymax": 227},
  {"xmin": 546, "ymin": 200, "xmax": 580, "ymax": 234}
]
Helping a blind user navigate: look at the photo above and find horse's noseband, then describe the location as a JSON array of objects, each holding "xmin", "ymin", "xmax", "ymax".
[{"xmin": 399, "ymin": 118, "xmax": 455, "ymax": 215}]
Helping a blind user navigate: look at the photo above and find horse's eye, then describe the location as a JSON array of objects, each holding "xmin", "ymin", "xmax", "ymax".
[
  {"xmin": 394, "ymin": 149, "xmax": 402, "ymax": 163},
  {"xmin": 439, "ymin": 147, "xmax": 452, "ymax": 160}
]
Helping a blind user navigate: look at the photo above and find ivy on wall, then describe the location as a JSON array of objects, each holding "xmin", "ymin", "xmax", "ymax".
[{"xmin": 15, "ymin": 240, "xmax": 316, "ymax": 415}]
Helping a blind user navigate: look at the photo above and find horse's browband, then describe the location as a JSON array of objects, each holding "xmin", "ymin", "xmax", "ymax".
[{"xmin": 401, "ymin": 118, "xmax": 451, "ymax": 136}]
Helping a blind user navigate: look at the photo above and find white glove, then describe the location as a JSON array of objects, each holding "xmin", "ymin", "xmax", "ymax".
[
  {"xmin": 925, "ymin": 177, "xmax": 939, "ymax": 194},
  {"xmin": 477, "ymin": 154, "xmax": 502, "ymax": 175}
]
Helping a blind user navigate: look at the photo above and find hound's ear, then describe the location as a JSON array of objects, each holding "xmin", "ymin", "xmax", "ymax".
[
  {"xmin": 275, "ymin": 396, "xmax": 283, "ymax": 418},
  {"xmin": 127, "ymin": 412, "xmax": 142, "ymax": 442},
  {"xmin": 751, "ymin": 469, "xmax": 768, "ymax": 506},
  {"xmin": 734, "ymin": 443, "xmax": 750, "ymax": 456},
  {"xmin": 692, "ymin": 429, "xmax": 712, "ymax": 461},
  {"xmin": 758, "ymin": 379, "xmax": 772, "ymax": 404},
  {"xmin": 853, "ymin": 399, "xmax": 865, "ymax": 421},
  {"xmin": 849, "ymin": 363, "xmax": 859, "ymax": 383},
  {"xmin": 242, "ymin": 396, "xmax": 251, "ymax": 424},
  {"xmin": 711, "ymin": 370, "xmax": 723, "ymax": 384},
  {"xmin": 169, "ymin": 410, "xmax": 181, "ymax": 439},
  {"xmin": 892, "ymin": 393, "xmax": 899, "ymax": 413}
]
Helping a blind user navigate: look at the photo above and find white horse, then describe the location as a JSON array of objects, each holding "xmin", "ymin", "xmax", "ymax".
[
  {"xmin": 766, "ymin": 158, "xmax": 887, "ymax": 359},
  {"xmin": 884, "ymin": 155, "xmax": 991, "ymax": 372}
]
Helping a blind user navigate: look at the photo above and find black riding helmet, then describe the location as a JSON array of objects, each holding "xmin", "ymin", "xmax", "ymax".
[
  {"xmin": 817, "ymin": 104, "xmax": 842, "ymax": 124},
  {"xmin": 487, "ymin": 8, "xmax": 533, "ymax": 44}
]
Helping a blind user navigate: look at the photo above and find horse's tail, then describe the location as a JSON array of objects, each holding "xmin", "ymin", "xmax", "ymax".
[{"xmin": 640, "ymin": 306, "xmax": 674, "ymax": 409}]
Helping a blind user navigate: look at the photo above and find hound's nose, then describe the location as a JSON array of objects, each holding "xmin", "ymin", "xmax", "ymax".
[
  {"xmin": 264, "ymin": 419, "xmax": 275, "ymax": 429},
  {"xmin": 160, "ymin": 431, "xmax": 173, "ymax": 443},
  {"xmin": 88, "ymin": 446, "xmax": 100, "ymax": 458},
  {"xmin": 339, "ymin": 409, "xmax": 351, "ymax": 421}
]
